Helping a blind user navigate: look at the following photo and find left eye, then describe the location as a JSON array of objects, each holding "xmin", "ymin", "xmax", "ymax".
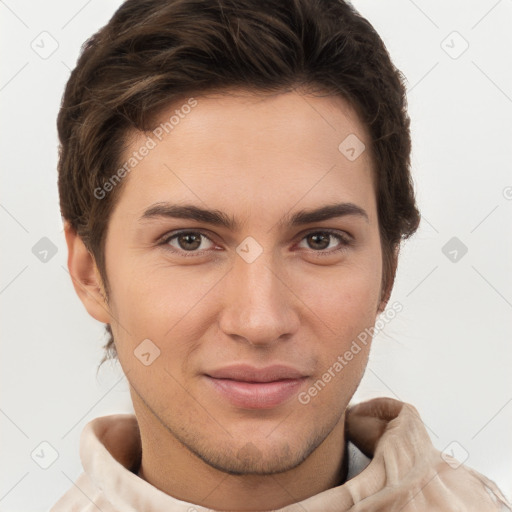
[{"xmin": 297, "ymin": 231, "xmax": 349, "ymax": 251}]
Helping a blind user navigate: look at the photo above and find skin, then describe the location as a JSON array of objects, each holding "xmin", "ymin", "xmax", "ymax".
[{"xmin": 66, "ymin": 88, "xmax": 393, "ymax": 511}]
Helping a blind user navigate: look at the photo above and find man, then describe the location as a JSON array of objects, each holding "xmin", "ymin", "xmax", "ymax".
[{"xmin": 52, "ymin": 0, "xmax": 511, "ymax": 510}]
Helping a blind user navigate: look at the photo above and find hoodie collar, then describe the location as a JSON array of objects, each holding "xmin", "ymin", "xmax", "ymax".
[{"xmin": 80, "ymin": 397, "xmax": 511, "ymax": 511}]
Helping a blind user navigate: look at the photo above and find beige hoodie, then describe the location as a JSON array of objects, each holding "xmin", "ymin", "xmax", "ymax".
[{"xmin": 51, "ymin": 397, "xmax": 511, "ymax": 511}]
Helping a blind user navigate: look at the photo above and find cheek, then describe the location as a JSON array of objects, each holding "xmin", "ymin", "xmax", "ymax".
[
  {"xmin": 106, "ymin": 259, "xmax": 221, "ymax": 357},
  {"xmin": 297, "ymin": 257, "xmax": 382, "ymax": 329},
  {"xmin": 293, "ymin": 250, "xmax": 382, "ymax": 384},
  {"xmin": 296, "ymin": 269, "xmax": 378, "ymax": 411}
]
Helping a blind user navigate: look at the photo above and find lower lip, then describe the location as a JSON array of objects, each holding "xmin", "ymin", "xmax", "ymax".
[{"xmin": 205, "ymin": 376, "xmax": 306, "ymax": 409}]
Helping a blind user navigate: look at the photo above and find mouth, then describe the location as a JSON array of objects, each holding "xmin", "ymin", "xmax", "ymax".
[{"xmin": 204, "ymin": 364, "xmax": 308, "ymax": 409}]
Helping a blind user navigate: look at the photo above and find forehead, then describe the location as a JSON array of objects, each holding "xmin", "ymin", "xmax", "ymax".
[
  {"xmin": 112, "ymin": 89, "xmax": 376, "ymax": 224},
  {"xmin": 145, "ymin": 89, "xmax": 372, "ymax": 161}
]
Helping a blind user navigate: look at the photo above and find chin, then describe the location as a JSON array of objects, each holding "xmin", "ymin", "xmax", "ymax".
[
  {"xmin": 200, "ymin": 442, "xmax": 303, "ymax": 476},
  {"xmin": 190, "ymin": 428, "xmax": 326, "ymax": 476}
]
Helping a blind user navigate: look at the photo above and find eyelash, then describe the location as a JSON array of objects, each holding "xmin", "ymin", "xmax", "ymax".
[{"xmin": 157, "ymin": 229, "xmax": 353, "ymax": 258}]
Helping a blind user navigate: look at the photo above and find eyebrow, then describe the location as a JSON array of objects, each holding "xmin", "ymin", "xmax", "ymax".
[{"xmin": 139, "ymin": 202, "xmax": 369, "ymax": 230}]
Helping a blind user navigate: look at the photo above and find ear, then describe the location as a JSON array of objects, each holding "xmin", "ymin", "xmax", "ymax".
[
  {"xmin": 64, "ymin": 222, "xmax": 111, "ymax": 324},
  {"xmin": 376, "ymin": 245, "xmax": 399, "ymax": 314}
]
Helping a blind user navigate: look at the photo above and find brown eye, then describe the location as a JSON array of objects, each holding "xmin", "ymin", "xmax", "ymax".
[
  {"xmin": 297, "ymin": 230, "xmax": 352, "ymax": 253},
  {"xmin": 306, "ymin": 233, "xmax": 331, "ymax": 250},
  {"xmin": 176, "ymin": 232, "xmax": 202, "ymax": 251},
  {"xmin": 163, "ymin": 231, "xmax": 215, "ymax": 253}
]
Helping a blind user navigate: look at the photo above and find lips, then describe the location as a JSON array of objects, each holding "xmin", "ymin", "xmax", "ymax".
[
  {"xmin": 205, "ymin": 364, "xmax": 308, "ymax": 409},
  {"xmin": 206, "ymin": 364, "xmax": 306, "ymax": 383}
]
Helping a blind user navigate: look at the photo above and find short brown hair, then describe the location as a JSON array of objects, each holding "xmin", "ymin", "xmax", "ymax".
[{"xmin": 58, "ymin": 0, "xmax": 420, "ymax": 363}]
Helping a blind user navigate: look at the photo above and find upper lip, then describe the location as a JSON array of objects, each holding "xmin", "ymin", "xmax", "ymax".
[{"xmin": 206, "ymin": 364, "xmax": 307, "ymax": 383}]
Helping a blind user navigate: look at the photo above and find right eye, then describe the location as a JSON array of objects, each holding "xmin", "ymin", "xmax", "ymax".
[{"xmin": 160, "ymin": 230, "xmax": 217, "ymax": 256}]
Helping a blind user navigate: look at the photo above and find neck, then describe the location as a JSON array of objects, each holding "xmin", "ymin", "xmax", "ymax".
[{"xmin": 133, "ymin": 395, "xmax": 348, "ymax": 511}]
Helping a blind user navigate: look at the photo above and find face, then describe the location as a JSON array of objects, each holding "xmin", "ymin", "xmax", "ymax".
[{"xmin": 96, "ymin": 89, "xmax": 385, "ymax": 475}]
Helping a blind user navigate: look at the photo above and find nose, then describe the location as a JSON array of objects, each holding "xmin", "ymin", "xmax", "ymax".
[{"xmin": 218, "ymin": 250, "xmax": 300, "ymax": 347}]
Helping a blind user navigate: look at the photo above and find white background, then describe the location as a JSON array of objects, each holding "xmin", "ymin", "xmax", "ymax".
[{"xmin": 1, "ymin": 0, "xmax": 511, "ymax": 510}]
